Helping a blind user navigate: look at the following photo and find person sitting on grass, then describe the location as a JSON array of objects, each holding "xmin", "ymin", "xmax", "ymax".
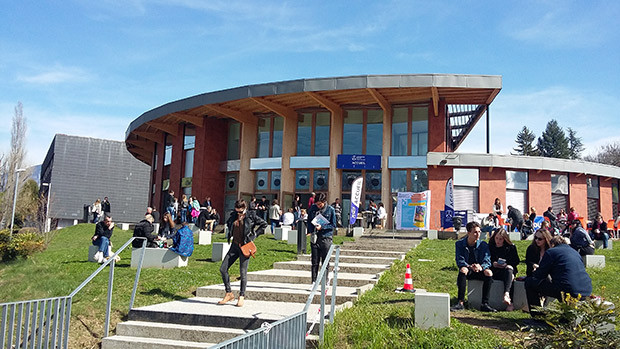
[
  {"xmin": 525, "ymin": 235, "xmax": 592, "ymax": 317},
  {"xmin": 451, "ymin": 221, "xmax": 497, "ymax": 312},
  {"xmin": 132, "ymin": 214, "xmax": 158, "ymax": 248},
  {"xmin": 488, "ymin": 228, "xmax": 520, "ymax": 311}
]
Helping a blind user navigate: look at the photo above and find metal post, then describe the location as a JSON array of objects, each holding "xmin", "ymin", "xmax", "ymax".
[
  {"xmin": 319, "ymin": 270, "xmax": 326, "ymax": 343},
  {"xmin": 104, "ymin": 258, "xmax": 115, "ymax": 337},
  {"xmin": 486, "ymin": 104, "xmax": 490, "ymax": 154},
  {"xmin": 330, "ymin": 247, "xmax": 339, "ymax": 323},
  {"xmin": 10, "ymin": 168, "xmax": 25, "ymax": 236},
  {"xmin": 129, "ymin": 239, "xmax": 147, "ymax": 310}
]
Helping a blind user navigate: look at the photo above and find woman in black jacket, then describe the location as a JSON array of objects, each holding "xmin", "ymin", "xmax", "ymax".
[
  {"xmin": 132, "ymin": 215, "xmax": 158, "ymax": 248},
  {"xmin": 488, "ymin": 228, "xmax": 520, "ymax": 311}
]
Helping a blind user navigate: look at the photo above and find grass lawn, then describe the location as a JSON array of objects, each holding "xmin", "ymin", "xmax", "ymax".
[
  {"xmin": 323, "ymin": 239, "xmax": 620, "ymax": 349},
  {"xmin": 0, "ymin": 224, "xmax": 353, "ymax": 348}
]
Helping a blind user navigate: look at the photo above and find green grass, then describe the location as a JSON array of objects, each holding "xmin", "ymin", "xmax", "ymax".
[
  {"xmin": 0, "ymin": 224, "xmax": 353, "ymax": 348},
  {"xmin": 322, "ymin": 239, "xmax": 620, "ymax": 349}
]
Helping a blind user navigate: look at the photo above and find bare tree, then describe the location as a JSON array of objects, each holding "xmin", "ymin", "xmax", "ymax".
[
  {"xmin": 0, "ymin": 102, "xmax": 28, "ymax": 230},
  {"xmin": 584, "ymin": 142, "xmax": 620, "ymax": 167}
]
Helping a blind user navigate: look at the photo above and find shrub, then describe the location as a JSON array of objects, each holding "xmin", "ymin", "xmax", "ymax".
[
  {"xmin": 520, "ymin": 292, "xmax": 620, "ymax": 348},
  {"xmin": 0, "ymin": 230, "xmax": 45, "ymax": 262}
]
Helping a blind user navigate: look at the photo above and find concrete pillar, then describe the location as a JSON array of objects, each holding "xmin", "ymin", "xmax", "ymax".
[
  {"xmin": 381, "ymin": 105, "xmax": 392, "ymax": 228},
  {"xmin": 238, "ymin": 122, "xmax": 258, "ymax": 196},
  {"xmin": 280, "ymin": 116, "xmax": 297, "ymax": 199},
  {"xmin": 328, "ymin": 110, "xmax": 343, "ymax": 203}
]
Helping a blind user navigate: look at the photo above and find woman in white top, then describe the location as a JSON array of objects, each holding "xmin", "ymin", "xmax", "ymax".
[
  {"xmin": 92, "ymin": 199, "xmax": 102, "ymax": 223},
  {"xmin": 282, "ymin": 208, "xmax": 295, "ymax": 227},
  {"xmin": 376, "ymin": 202, "xmax": 387, "ymax": 228},
  {"xmin": 493, "ymin": 198, "xmax": 503, "ymax": 217},
  {"xmin": 269, "ymin": 199, "xmax": 282, "ymax": 233}
]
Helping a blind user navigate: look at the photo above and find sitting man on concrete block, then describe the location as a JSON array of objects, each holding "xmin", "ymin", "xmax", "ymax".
[
  {"xmin": 525, "ymin": 236, "xmax": 592, "ymax": 317},
  {"xmin": 451, "ymin": 221, "xmax": 497, "ymax": 312}
]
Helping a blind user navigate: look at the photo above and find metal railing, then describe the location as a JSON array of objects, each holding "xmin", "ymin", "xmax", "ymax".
[
  {"xmin": 0, "ymin": 237, "xmax": 147, "ymax": 349},
  {"xmin": 209, "ymin": 243, "xmax": 341, "ymax": 349}
]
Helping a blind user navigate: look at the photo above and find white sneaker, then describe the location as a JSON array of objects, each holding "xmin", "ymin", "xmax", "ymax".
[
  {"xmin": 93, "ymin": 251, "xmax": 102, "ymax": 263},
  {"xmin": 97, "ymin": 252, "xmax": 105, "ymax": 263}
]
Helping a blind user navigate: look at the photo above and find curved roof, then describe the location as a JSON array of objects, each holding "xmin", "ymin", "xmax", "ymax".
[{"xmin": 125, "ymin": 74, "xmax": 502, "ymax": 163}]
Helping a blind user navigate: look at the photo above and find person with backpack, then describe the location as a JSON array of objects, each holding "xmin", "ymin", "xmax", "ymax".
[{"xmin": 169, "ymin": 223, "xmax": 194, "ymax": 257}]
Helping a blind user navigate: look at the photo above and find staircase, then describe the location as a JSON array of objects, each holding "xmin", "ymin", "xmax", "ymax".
[{"xmin": 102, "ymin": 230, "xmax": 421, "ymax": 348}]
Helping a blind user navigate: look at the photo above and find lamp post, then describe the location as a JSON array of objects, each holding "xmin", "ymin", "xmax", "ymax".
[
  {"xmin": 10, "ymin": 168, "xmax": 26, "ymax": 236},
  {"xmin": 42, "ymin": 182, "xmax": 51, "ymax": 233}
]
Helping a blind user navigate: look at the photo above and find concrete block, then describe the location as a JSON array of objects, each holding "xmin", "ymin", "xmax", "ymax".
[
  {"xmin": 352, "ymin": 227, "xmax": 364, "ymax": 237},
  {"xmin": 73, "ymin": 219, "xmax": 79, "ymax": 226},
  {"xmin": 198, "ymin": 230, "xmax": 212, "ymax": 245},
  {"xmin": 88, "ymin": 245, "xmax": 99, "ymax": 262},
  {"xmin": 594, "ymin": 239, "xmax": 613, "ymax": 250},
  {"xmin": 212, "ymin": 243, "xmax": 231, "ymax": 261},
  {"xmin": 131, "ymin": 248, "xmax": 188, "ymax": 269},
  {"xmin": 265, "ymin": 226, "xmax": 272, "ymax": 235},
  {"xmin": 287, "ymin": 230, "xmax": 298, "ymax": 245},
  {"xmin": 415, "ymin": 292, "xmax": 450, "ymax": 329},
  {"xmin": 117, "ymin": 223, "xmax": 130, "ymax": 230},
  {"xmin": 426, "ymin": 230, "xmax": 438, "ymax": 240},
  {"xmin": 274, "ymin": 227, "xmax": 290, "ymax": 241},
  {"xmin": 467, "ymin": 279, "xmax": 528, "ymax": 311},
  {"xmin": 583, "ymin": 254, "xmax": 605, "ymax": 268},
  {"xmin": 508, "ymin": 232, "xmax": 521, "ymax": 241}
]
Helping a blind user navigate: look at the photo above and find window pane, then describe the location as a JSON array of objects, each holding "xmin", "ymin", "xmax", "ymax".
[
  {"xmin": 587, "ymin": 177, "xmax": 599, "ymax": 199},
  {"xmin": 613, "ymin": 182, "xmax": 619, "ymax": 203},
  {"xmin": 256, "ymin": 171, "xmax": 268, "ymax": 191},
  {"xmin": 453, "ymin": 168, "xmax": 479, "ymax": 187},
  {"xmin": 297, "ymin": 113, "xmax": 312, "ymax": 156},
  {"xmin": 411, "ymin": 170, "xmax": 428, "ymax": 192},
  {"xmin": 343, "ymin": 110, "xmax": 363, "ymax": 154},
  {"xmin": 506, "ymin": 170, "xmax": 528, "ymax": 190},
  {"xmin": 366, "ymin": 170, "xmax": 382, "ymax": 192},
  {"xmin": 392, "ymin": 108, "xmax": 408, "ymax": 156},
  {"xmin": 342, "ymin": 171, "xmax": 362, "ymax": 191},
  {"xmin": 551, "ymin": 174, "xmax": 568, "ymax": 194},
  {"xmin": 314, "ymin": 169, "xmax": 328, "ymax": 191},
  {"xmin": 164, "ymin": 140, "xmax": 172, "ymax": 166},
  {"xmin": 184, "ymin": 149, "xmax": 194, "ymax": 178},
  {"xmin": 225, "ymin": 173, "xmax": 237, "ymax": 192},
  {"xmin": 296, "ymin": 170, "xmax": 310, "ymax": 191},
  {"xmin": 391, "ymin": 170, "xmax": 407, "ymax": 192},
  {"xmin": 257, "ymin": 118, "xmax": 271, "ymax": 158},
  {"xmin": 184, "ymin": 125, "xmax": 195, "ymax": 150},
  {"xmin": 315, "ymin": 112, "xmax": 330, "ymax": 156},
  {"xmin": 271, "ymin": 171, "xmax": 281, "ymax": 190},
  {"xmin": 227, "ymin": 122, "xmax": 240, "ymax": 160},
  {"xmin": 411, "ymin": 107, "xmax": 428, "ymax": 156},
  {"xmin": 272, "ymin": 116, "xmax": 283, "ymax": 157},
  {"xmin": 366, "ymin": 109, "xmax": 383, "ymax": 155}
]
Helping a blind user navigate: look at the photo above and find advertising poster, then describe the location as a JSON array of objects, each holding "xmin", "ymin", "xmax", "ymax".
[
  {"xmin": 396, "ymin": 191, "xmax": 431, "ymax": 230},
  {"xmin": 349, "ymin": 176, "xmax": 364, "ymax": 225}
]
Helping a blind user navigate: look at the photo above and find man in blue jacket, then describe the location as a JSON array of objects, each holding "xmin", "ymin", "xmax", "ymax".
[
  {"xmin": 451, "ymin": 221, "xmax": 497, "ymax": 312},
  {"xmin": 525, "ymin": 235, "xmax": 592, "ymax": 316},
  {"xmin": 307, "ymin": 193, "xmax": 337, "ymax": 284}
]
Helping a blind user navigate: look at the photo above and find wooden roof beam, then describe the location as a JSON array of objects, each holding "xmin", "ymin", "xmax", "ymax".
[
  {"xmin": 203, "ymin": 105, "xmax": 256, "ymax": 125},
  {"xmin": 366, "ymin": 88, "xmax": 391, "ymax": 113},
  {"xmin": 126, "ymin": 138, "xmax": 154, "ymax": 150},
  {"xmin": 171, "ymin": 112, "xmax": 204, "ymax": 127},
  {"xmin": 250, "ymin": 97, "xmax": 298, "ymax": 121},
  {"xmin": 431, "ymin": 87, "xmax": 439, "ymax": 117},
  {"xmin": 147, "ymin": 120, "xmax": 178, "ymax": 136},
  {"xmin": 128, "ymin": 146, "xmax": 152, "ymax": 159},
  {"xmin": 305, "ymin": 91, "xmax": 342, "ymax": 115},
  {"xmin": 132, "ymin": 130, "xmax": 163, "ymax": 143},
  {"xmin": 485, "ymin": 88, "xmax": 502, "ymax": 105}
]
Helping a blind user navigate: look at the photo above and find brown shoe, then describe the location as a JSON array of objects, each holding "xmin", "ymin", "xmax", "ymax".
[
  {"xmin": 236, "ymin": 296, "xmax": 245, "ymax": 307},
  {"xmin": 218, "ymin": 292, "xmax": 235, "ymax": 305}
]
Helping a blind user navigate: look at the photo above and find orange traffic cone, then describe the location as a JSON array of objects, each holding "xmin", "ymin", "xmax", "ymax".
[{"xmin": 401, "ymin": 263, "xmax": 415, "ymax": 293}]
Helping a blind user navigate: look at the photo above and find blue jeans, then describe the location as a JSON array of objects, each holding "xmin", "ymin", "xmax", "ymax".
[
  {"xmin": 590, "ymin": 231, "xmax": 609, "ymax": 248},
  {"xmin": 270, "ymin": 219, "xmax": 280, "ymax": 233},
  {"xmin": 180, "ymin": 208, "xmax": 188, "ymax": 223},
  {"xmin": 93, "ymin": 236, "xmax": 110, "ymax": 257}
]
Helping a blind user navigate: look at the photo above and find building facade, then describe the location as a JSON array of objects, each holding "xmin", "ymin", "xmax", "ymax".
[
  {"xmin": 41, "ymin": 134, "xmax": 151, "ymax": 227},
  {"xmin": 124, "ymin": 74, "xmax": 620, "ymax": 228}
]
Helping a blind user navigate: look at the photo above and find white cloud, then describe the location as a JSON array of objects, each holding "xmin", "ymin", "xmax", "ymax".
[{"xmin": 17, "ymin": 65, "xmax": 94, "ymax": 85}]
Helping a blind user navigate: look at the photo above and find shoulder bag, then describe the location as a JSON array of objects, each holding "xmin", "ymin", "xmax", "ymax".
[{"xmin": 240, "ymin": 241, "xmax": 257, "ymax": 258}]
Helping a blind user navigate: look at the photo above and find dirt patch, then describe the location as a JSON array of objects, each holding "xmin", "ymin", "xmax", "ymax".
[{"xmin": 451, "ymin": 311, "xmax": 527, "ymax": 341}]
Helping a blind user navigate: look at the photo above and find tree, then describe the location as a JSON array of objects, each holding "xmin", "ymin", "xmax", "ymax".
[
  {"xmin": 513, "ymin": 126, "xmax": 539, "ymax": 156},
  {"xmin": 537, "ymin": 119, "xmax": 570, "ymax": 159},
  {"xmin": 0, "ymin": 102, "xmax": 28, "ymax": 230},
  {"xmin": 584, "ymin": 142, "xmax": 620, "ymax": 167},
  {"xmin": 567, "ymin": 127, "xmax": 584, "ymax": 160}
]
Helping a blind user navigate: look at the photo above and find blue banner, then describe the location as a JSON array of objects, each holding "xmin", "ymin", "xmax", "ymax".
[
  {"xmin": 349, "ymin": 177, "xmax": 363, "ymax": 225},
  {"xmin": 337, "ymin": 154, "xmax": 381, "ymax": 170},
  {"xmin": 443, "ymin": 178, "xmax": 454, "ymax": 228}
]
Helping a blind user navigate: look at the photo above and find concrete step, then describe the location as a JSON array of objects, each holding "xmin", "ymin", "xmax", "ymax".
[
  {"xmin": 115, "ymin": 321, "xmax": 246, "ymax": 343},
  {"xmin": 338, "ymin": 249, "xmax": 406, "ymax": 258},
  {"xmin": 273, "ymin": 260, "xmax": 389, "ymax": 275},
  {"xmin": 296, "ymin": 254, "xmax": 399, "ymax": 265},
  {"xmin": 102, "ymin": 335, "xmax": 214, "ymax": 349},
  {"xmin": 196, "ymin": 281, "xmax": 359, "ymax": 304},
  {"xmin": 341, "ymin": 240, "xmax": 418, "ymax": 253},
  {"xmin": 246, "ymin": 269, "xmax": 379, "ymax": 287}
]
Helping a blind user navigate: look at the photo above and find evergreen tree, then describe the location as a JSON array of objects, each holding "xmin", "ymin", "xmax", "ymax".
[
  {"xmin": 513, "ymin": 126, "xmax": 539, "ymax": 156},
  {"xmin": 537, "ymin": 119, "xmax": 570, "ymax": 159},
  {"xmin": 567, "ymin": 127, "xmax": 584, "ymax": 160}
]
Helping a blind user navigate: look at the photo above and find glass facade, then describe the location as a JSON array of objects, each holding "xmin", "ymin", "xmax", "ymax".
[
  {"xmin": 392, "ymin": 108, "xmax": 408, "ymax": 156},
  {"xmin": 411, "ymin": 170, "xmax": 428, "ymax": 192},
  {"xmin": 257, "ymin": 117, "xmax": 271, "ymax": 158},
  {"xmin": 227, "ymin": 121, "xmax": 240, "ymax": 160},
  {"xmin": 366, "ymin": 110, "xmax": 383, "ymax": 155},
  {"xmin": 297, "ymin": 114, "xmax": 312, "ymax": 156},
  {"xmin": 257, "ymin": 116, "xmax": 283, "ymax": 158},
  {"xmin": 297, "ymin": 111, "xmax": 330, "ymax": 156},
  {"xmin": 315, "ymin": 112, "xmax": 330, "ymax": 156},
  {"xmin": 391, "ymin": 170, "xmax": 407, "ymax": 192},
  {"xmin": 343, "ymin": 110, "xmax": 363, "ymax": 154},
  {"xmin": 164, "ymin": 133, "xmax": 173, "ymax": 166},
  {"xmin": 313, "ymin": 170, "xmax": 328, "ymax": 191},
  {"xmin": 296, "ymin": 170, "xmax": 310, "ymax": 191},
  {"xmin": 411, "ymin": 107, "xmax": 428, "ymax": 155}
]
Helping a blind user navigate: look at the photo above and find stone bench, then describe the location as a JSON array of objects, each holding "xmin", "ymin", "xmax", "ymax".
[
  {"xmin": 115, "ymin": 223, "xmax": 134, "ymax": 230},
  {"xmin": 583, "ymin": 254, "xmax": 605, "ymax": 268},
  {"xmin": 274, "ymin": 227, "xmax": 290, "ymax": 241},
  {"xmin": 467, "ymin": 279, "xmax": 528, "ymax": 311},
  {"xmin": 286, "ymin": 229, "xmax": 298, "ymax": 245},
  {"xmin": 415, "ymin": 292, "xmax": 450, "ymax": 329},
  {"xmin": 130, "ymin": 248, "xmax": 188, "ymax": 269},
  {"xmin": 594, "ymin": 239, "xmax": 613, "ymax": 250},
  {"xmin": 88, "ymin": 245, "xmax": 100, "ymax": 262},
  {"xmin": 426, "ymin": 230, "xmax": 438, "ymax": 240},
  {"xmin": 212, "ymin": 242, "xmax": 231, "ymax": 262},
  {"xmin": 192, "ymin": 230, "xmax": 212, "ymax": 245},
  {"xmin": 508, "ymin": 232, "xmax": 521, "ymax": 241},
  {"xmin": 352, "ymin": 227, "xmax": 364, "ymax": 237}
]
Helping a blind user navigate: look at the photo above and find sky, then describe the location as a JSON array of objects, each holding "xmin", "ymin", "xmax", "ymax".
[{"xmin": 1, "ymin": 0, "xmax": 619, "ymax": 167}]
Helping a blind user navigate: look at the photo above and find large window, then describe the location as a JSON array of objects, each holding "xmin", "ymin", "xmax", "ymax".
[
  {"xmin": 587, "ymin": 176, "xmax": 599, "ymax": 221},
  {"xmin": 390, "ymin": 169, "xmax": 428, "ymax": 193},
  {"xmin": 613, "ymin": 181, "xmax": 619, "ymax": 219},
  {"xmin": 257, "ymin": 115, "xmax": 283, "ymax": 158},
  {"xmin": 342, "ymin": 108, "xmax": 383, "ymax": 155},
  {"xmin": 163, "ymin": 133, "xmax": 173, "ymax": 166},
  {"xmin": 391, "ymin": 106, "xmax": 428, "ymax": 156},
  {"xmin": 297, "ymin": 111, "xmax": 330, "ymax": 156},
  {"xmin": 453, "ymin": 168, "xmax": 479, "ymax": 212},
  {"xmin": 551, "ymin": 174, "xmax": 568, "ymax": 214},
  {"xmin": 182, "ymin": 125, "xmax": 195, "ymax": 195},
  {"xmin": 295, "ymin": 169, "xmax": 329, "ymax": 192},
  {"xmin": 227, "ymin": 121, "xmax": 240, "ymax": 160},
  {"xmin": 506, "ymin": 170, "xmax": 528, "ymax": 216}
]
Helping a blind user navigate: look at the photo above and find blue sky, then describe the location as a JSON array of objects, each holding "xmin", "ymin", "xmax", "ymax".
[{"xmin": 1, "ymin": 0, "xmax": 619, "ymax": 166}]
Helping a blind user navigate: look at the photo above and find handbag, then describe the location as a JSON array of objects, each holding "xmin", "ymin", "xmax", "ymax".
[{"xmin": 240, "ymin": 241, "xmax": 257, "ymax": 258}]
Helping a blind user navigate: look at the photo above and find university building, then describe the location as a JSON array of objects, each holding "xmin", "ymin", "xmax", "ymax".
[{"xmin": 124, "ymin": 74, "xmax": 620, "ymax": 228}]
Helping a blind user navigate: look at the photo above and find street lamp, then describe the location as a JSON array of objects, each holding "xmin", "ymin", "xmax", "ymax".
[
  {"xmin": 41, "ymin": 182, "xmax": 51, "ymax": 233},
  {"xmin": 10, "ymin": 168, "xmax": 26, "ymax": 236}
]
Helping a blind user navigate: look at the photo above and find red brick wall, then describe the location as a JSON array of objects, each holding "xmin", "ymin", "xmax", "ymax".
[
  {"xmin": 479, "ymin": 168, "xmax": 506, "ymax": 215},
  {"xmin": 168, "ymin": 124, "xmax": 184, "ymax": 196},
  {"xmin": 152, "ymin": 133, "xmax": 165, "ymax": 212},
  {"xmin": 428, "ymin": 99, "xmax": 447, "ymax": 153},
  {"xmin": 428, "ymin": 166, "xmax": 452, "ymax": 229},
  {"xmin": 528, "ymin": 170, "xmax": 551, "ymax": 215},
  {"xmin": 569, "ymin": 173, "xmax": 587, "ymax": 218},
  {"xmin": 192, "ymin": 118, "xmax": 228, "ymax": 215}
]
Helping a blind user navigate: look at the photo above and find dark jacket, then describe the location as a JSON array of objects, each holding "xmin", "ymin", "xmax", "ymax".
[
  {"xmin": 525, "ymin": 243, "xmax": 544, "ymax": 277},
  {"xmin": 455, "ymin": 237, "xmax": 491, "ymax": 270},
  {"xmin": 489, "ymin": 242, "xmax": 520, "ymax": 275},
  {"xmin": 226, "ymin": 210, "xmax": 267, "ymax": 245},
  {"xmin": 93, "ymin": 221, "xmax": 114, "ymax": 240},
  {"xmin": 507, "ymin": 207, "xmax": 524, "ymax": 225},
  {"xmin": 307, "ymin": 204, "xmax": 337, "ymax": 238},
  {"xmin": 532, "ymin": 244, "xmax": 592, "ymax": 297},
  {"xmin": 158, "ymin": 222, "xmax": 176, "ymax": 239},
  {"xmin": 102, "ymin": 200, "xmax": 111, "ymax": 213},
  {"xmin": 132, "ymin": 219, "xmax": 157, "ymax": 248}
]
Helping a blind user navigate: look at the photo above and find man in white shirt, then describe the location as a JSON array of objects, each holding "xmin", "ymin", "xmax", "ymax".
[{"xmin": 282, "ymin": 208, "xmax": 295, "ymax": 227}]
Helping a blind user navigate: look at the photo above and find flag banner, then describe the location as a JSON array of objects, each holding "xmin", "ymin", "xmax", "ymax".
[
  {"xmin": 396, "ymin": 191, "xmax": 431, "ymax": 230},
  {"xmin": 349, "ymin": 176, "xmax": 364, "ymax": 225},
  {"xmin": 443, "ymin": 178, "xmax": 454, "ymax": 228}
]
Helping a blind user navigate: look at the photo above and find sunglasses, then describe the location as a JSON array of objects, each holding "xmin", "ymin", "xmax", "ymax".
[{"xmin": 535, "ymin": 237, "xmax": 544, "ymax": 241}]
